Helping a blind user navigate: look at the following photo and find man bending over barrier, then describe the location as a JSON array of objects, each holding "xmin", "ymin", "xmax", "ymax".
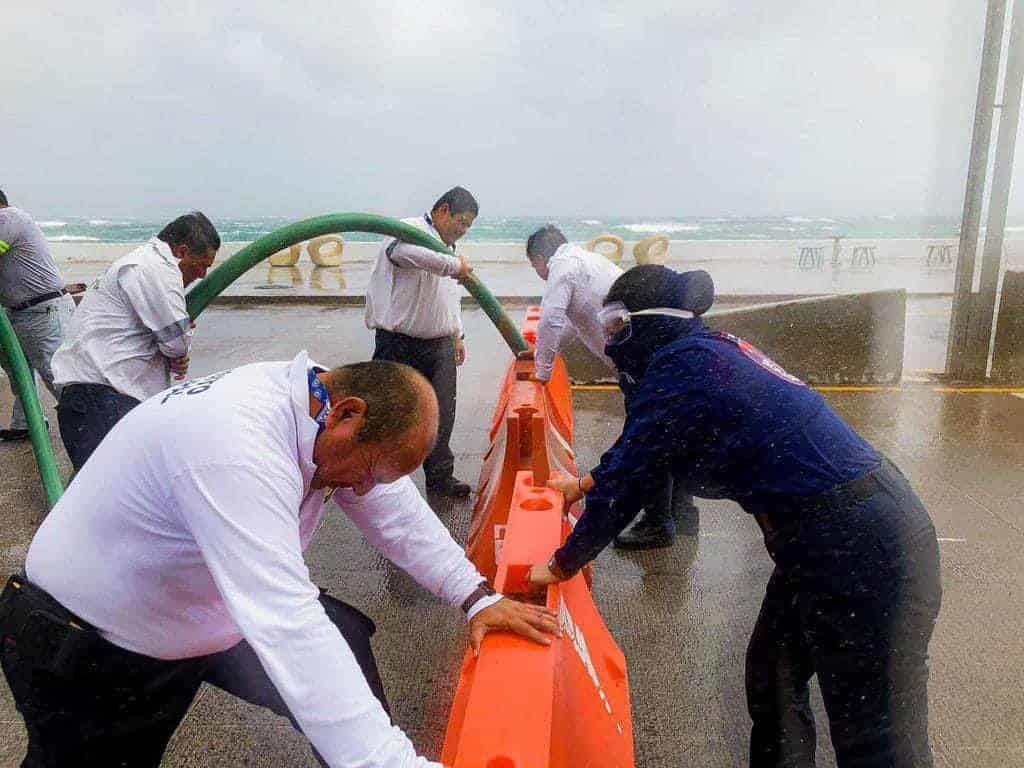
[{"xmin": 1, "ymin": 354, "xmax": 558, "ymax": 767}]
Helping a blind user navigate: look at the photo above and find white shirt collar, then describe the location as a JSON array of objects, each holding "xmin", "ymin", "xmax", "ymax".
[
  {"xmin": 148, "ymin": 237, "xmax": 177, "ymax": 267},
  {"xmin": 549, "ymin": 242, "xmax": 575, "ymax": 266},
  {"xmin": 423, "ymin": 213, "xmax": 451, "ymax": 250}
]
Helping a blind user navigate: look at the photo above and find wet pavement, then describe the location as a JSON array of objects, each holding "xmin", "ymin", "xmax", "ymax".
[{"xmin": 1, "ymin": 306, "xmax": 1022, "ymax": 767}]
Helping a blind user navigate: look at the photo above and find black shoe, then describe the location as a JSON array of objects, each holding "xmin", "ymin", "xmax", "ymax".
[
  {"xmin": 614, "ymin": 513, "xmax": 676, "ymax": 550},
  {"xmin": 427, "ymin": 476, "xmax": 472, "ymax": 498},
  {"xmin": 0, "ymin": 428, "xmax": 29, "ymax": 442},
  {"xmin": 674, "ymin": 501, "xmax": 700, "ymax": 537}
]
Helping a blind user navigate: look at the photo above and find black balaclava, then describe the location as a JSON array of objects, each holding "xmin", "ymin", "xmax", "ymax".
[{"xmin": 604, "ymin": 265, "xmax": 715, "ymax": 385}]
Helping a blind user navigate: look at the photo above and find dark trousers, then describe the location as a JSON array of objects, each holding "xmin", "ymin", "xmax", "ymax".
[
  {"xmin": 373, "ymin": 329, "xmax": 457, "ymax": 484},
  {"xmin": 57, "ymin": 383, "xmax": 141, "ymax": 471},
  {"xmin": 619, "ymin": 377, "xmax": 697, "ymax": 532},
  {"xmin": 1, "ymin": 587, "xmax": 386, "ymax": 768},
  {"xmin": 642, "ymin": 471, "xmax": 698, "ymax": 532},
  {"xmin": 746, "ymin": 461, "xmax": 942, "ymax": 768}
]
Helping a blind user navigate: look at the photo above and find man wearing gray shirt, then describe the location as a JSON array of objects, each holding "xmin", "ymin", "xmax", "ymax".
[{"xmin": 0, "ymin": 189, "xmax": 75, "ymax": 442}]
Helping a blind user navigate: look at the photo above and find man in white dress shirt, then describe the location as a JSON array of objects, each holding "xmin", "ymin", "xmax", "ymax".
[
  {"xmin": 0, "ymin": 352, "xmax": 558, "ymax": 767},
  {"xmin": 52, "ymin": 211, "xmax": 219, "ymax": 469},
  {"xmin": 365, "ymin": 187, "xmax": 476, "ymax": 497},
  {"xmin": 525, "ymin": 225, "xmax": 700, "ymax": 549}
]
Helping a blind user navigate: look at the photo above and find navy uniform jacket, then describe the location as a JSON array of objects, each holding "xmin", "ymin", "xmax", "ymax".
[{"xmin": 555, "ymin": 329, "xmax": 880, "ymax": 575}]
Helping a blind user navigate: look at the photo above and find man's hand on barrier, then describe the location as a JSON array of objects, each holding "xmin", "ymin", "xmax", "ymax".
[
  {"xmin": 516, "ymin": 345, "xmax": 535, "ymax": 361},
  {"xmin": 468, "ymin": 598, "xmax": 560, "ymax": 656},
  {"xmin": 546, "ymin": 471, "xmax": 591, "ymax": 506},
  {"xmin": 526, "ymin": 562, "xmax": 565, "ymax": 590}
]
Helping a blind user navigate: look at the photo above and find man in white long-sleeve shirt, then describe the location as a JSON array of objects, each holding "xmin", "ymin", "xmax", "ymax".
[
  {"xmin": 51, "ymin": 211, "xmax": 219, "ymax": 469},
  {"xmin": 365, "ymin": 186, "xmax": 476, "ymax": 497},
  {"xmin": 525, "ymin": 225, "xmax": 700, "ymax": 549},
  {"xmin": 525, "ymin": 225, "xmax": 623, "ymax": 384},
  {"xmin": 1, "ymin": 352, "xmax": 558, "ymax": 767}
]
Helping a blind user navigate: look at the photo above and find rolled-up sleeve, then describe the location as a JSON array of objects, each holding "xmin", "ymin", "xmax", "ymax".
[
  {"xmin": 335, "ymin": 476, "xmax": 486, "ymax": 610},
  {"xmin": 535, "ymin": 264, "xmax": 575, "ymax": 382},
  {"xmin": 554, "ymin": 352, "xmax": 714, "ymax": 575},
  {"xmin": 174, "ymin": 465, "xmax": 441, "ymax": 767},
  {"xmin": 386, "ymin": 240, "xmax": 461, "ymax": 278},
  {"xmin": 119, "ymin": 264, "xmax": 192, "ymax": 359}
]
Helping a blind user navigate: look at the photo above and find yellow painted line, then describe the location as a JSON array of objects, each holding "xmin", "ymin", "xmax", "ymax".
[
  {"xmin": 815, "ymin": 386, "xmax": 901, "ymax": 392},
  {"xmin": 932, "ymin": 386, "xmax": 1024, "ymax": 393},
  {"xmin": 571, "ymin": 384, "xmax": 1024, "ymax": 394},
  {"xmin": 571, "ymin": 384, "xmax": 901, "ymax": 393}
]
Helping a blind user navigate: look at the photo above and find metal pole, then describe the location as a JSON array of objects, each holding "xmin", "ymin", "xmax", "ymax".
[
  {"xmin": 947, "ymin": 0, "xmax": 1007, "ymax": 379},
  {"xmin": 966, "ymin": 0, "xmax": 1024, "ymax": 378}
]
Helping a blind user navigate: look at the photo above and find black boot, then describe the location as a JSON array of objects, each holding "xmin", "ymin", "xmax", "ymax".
[
  {"xmin": 674, "ymin": 494, "xmax": 700, "ymax": 537},
  {"xmin": 0, "ymin": 428, "xmax": 29, "ymax": 442},
  {"xmin": 614, "ymin": 510, "xmax": 676, "ymax": 550},
  {"xmin": 426, "ymin": 475, "xmax": 472, "ymax": 498}
]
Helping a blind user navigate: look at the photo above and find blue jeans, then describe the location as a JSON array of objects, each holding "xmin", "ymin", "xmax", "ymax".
[
  {"xmin": 57, "ymin": 383, "xmax": 141, "ymax": 471},
  {"xmin": 746, "ymin": 460, "xmax": 942, "ymax": 767},
  {"xmin": 1, "ymin": 295, "xmax": 75, "ymax": 431}
]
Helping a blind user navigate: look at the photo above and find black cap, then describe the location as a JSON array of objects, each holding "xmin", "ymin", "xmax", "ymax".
[{"xmin": 606, "ymin": 264, "xmax": 715, "ymax": 316}]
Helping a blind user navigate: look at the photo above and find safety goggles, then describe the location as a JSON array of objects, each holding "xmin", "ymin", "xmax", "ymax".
[{"xmin": 598, "ymin": 301, "xmax": 695, "ymax": 344}]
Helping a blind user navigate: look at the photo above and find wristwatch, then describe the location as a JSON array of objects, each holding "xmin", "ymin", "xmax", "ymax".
[{"xmin": 460, "ymin": 580, "xmax": 497, "ymax": 614}]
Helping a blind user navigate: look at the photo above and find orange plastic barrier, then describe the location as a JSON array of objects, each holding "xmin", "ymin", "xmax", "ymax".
[{"xmin": 442, "ymin": 309, "xmax": 634, "ymax": 768}]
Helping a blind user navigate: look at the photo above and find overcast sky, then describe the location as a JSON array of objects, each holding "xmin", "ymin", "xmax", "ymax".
[{"xmin": 4, "ymin": 1, "xmax": 1018, "ymax": 219}]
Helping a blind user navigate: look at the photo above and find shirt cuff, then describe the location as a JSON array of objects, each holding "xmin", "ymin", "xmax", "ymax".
[
  {"xmin": 550, "ymin": 550, "xmax": 579, "ymax": 580},
  {"xmin": 465, "ymin": 592, "xmax": 504, "ymax": 621}
]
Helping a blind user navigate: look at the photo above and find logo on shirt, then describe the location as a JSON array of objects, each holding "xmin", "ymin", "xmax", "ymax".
[
  {"xmin": 160, "ymin": 369, "xmax": 233, "ymax": 404},
  {"xmin": 714, "ymin": 332, "xmax": 805, "ymax": 386}
]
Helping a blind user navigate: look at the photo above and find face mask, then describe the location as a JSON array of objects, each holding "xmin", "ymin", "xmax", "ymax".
[
  {"xmin": 597, "ymin": 302, "xmax": 695, "ymax": 345},
  {"xmin": 604, "ymin": 312, "xmax": 700, "ymax": 382}
]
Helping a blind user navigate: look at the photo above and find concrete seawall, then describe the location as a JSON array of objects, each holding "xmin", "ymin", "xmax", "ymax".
[
  {"xmin": 48, "ymin": 237, "xmax": 1024, "ymax": 300},
  {"xmin": 558, "ymin": 290, "xmax": 906, "ymax": 386},
  {"xmin": 52, "ymin": 236, "xmax": 1024, "ymax": 266}
]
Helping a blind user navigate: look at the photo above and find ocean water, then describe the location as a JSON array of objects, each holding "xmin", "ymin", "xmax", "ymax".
[{"xmin": 33, "ymin": 215, "xmax": 970, "ymax": 244}]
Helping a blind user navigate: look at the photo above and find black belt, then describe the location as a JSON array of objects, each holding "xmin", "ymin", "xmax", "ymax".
[
  {"xmin": 0, "ymin": 574, "xmax": 186, "ymax": 681},
  {"xmin": 752, "ymin": 461, "xmax": 889, "ymax": 535},
  {"xmin": 9, "ymin": 289, "xmax": 67, "ymax": 311},
  {"xmin": 376, "ymin": 328, "xmax": 455, "ymax": 344}
]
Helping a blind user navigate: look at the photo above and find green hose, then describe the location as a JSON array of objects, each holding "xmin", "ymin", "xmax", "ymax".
[
  {"xmin": 186, "ymin": 211, "xmax": 528, "ymax": 354},
  {"xmin": 6, "ymin": 212, "xmax": 526, "ymax": 505},
  {"xmin": 461, "ymin": 273, "xmax": 528, "ymax": 354},
  {"xmin": 0, "ymin": 310, "xmax": 64, "ymax": 508},
  {"xmin": 186, "ymin": 213, "xmax": 529, "ymax": 352}
]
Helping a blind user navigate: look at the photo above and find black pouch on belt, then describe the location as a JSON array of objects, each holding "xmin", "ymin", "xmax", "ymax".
[{"xmin": 0, "ymin": 574, "xmax": 99, "ymax": 678}]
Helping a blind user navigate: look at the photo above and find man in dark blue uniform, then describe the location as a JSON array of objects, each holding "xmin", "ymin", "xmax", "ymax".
[{"xmin": 527, "ymin": 265, "xmax": 942, "ymax": 768}]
